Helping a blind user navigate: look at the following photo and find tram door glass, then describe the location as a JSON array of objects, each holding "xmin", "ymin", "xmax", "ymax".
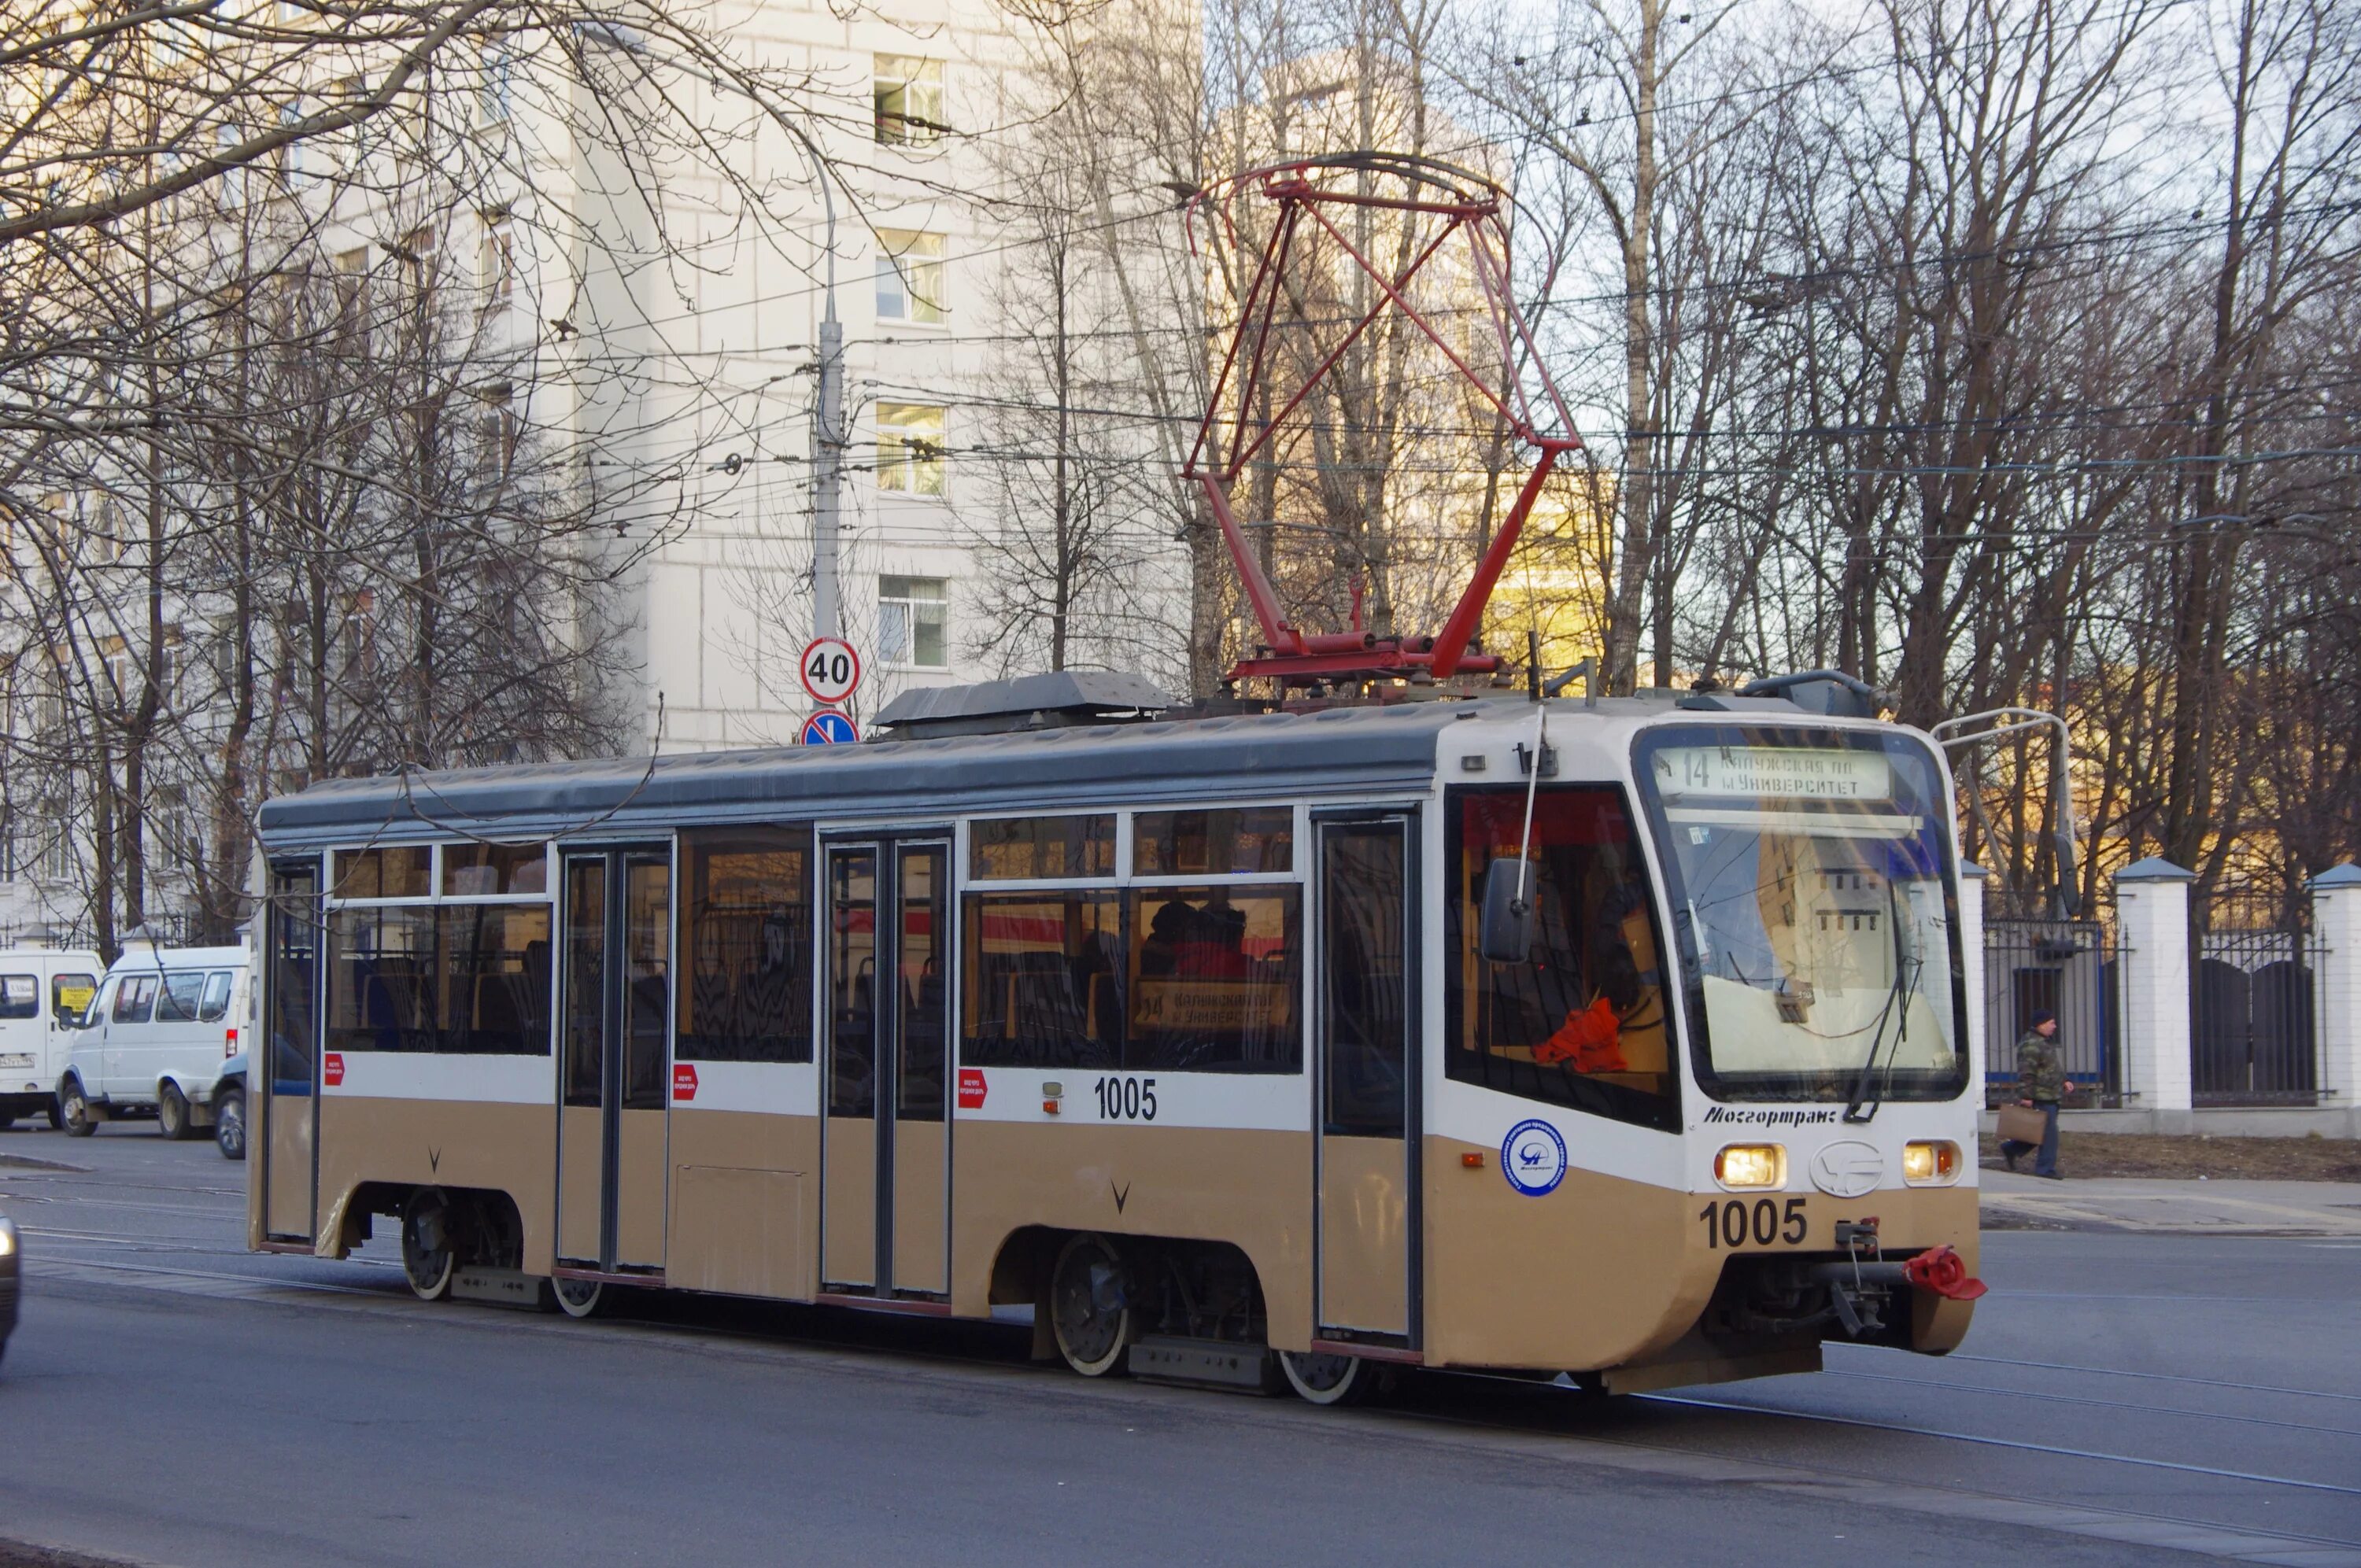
[
  {"xmin": 557, "ymin": 849, "xmax": 672, "ymax": 1272},
  {"xmin": 823, "ymin": 839, "xmax": 951, "ymax": 1296},
  {"xmin": 1315, "ymin": 815, "xmax": 1415, "ymax": 1342},
  {"xmin": 263, "ymin": 858, "xmax": 322, "ymax": 1245}
]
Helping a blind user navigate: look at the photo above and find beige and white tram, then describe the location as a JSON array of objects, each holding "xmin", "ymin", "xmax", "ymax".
[{"xmin": 246, "ymin": 676, "xmax": 1983, "ymax": 1402}]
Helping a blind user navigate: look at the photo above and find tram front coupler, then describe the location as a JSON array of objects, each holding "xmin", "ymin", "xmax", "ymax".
[
  {"xmin": 1808, "ymin": 1230, "xmax": 1986, "ymax": 1337},
  {"xmin": 1723, "ymin": 1219, "xmax": 1987, "ymax": 1341}
]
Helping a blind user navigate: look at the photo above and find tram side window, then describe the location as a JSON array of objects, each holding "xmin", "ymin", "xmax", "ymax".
[
  {"xmin": 970, "ymin": 815, "xmax": 1114, "ymax": 880},
  {"xmin": 327, "ymin": 906, "xmax": 437, "ymax": 1053},
  {"xmin": 1446, "ymin": 788, "xmax": 1678, "ymax": 1131},
  {"xmin": 961, "ymin": 891, "xmax": 1123, "ymax": 1069},
  {"xmin": 437, "ymin": 904, "xmax": 552, "ymax": 1053},
  {"xmin": 1127, "ymin": 886, "xmax": 1300, "ymax": 1073},
  {"xmin": 334, "ymin": 847, "xmax": 430, "ymax": 900},
  {"xmin": 442, "ymin": 842, "xmax": 548, "ymax": 897},
  {"xmin": 678, "ymin": 828, "xmax": 814, "ymax": 1064},
  {"xmin": 1134, "ymin": 807, "xmax": 1291, "ymax": 876}
]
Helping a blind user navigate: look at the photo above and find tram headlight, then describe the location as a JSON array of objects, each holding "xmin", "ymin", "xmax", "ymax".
[
  {"xmin": 1902, "ymin": 1140, "xmax": 1963, "ymax": 1185},
  {"xmin": 1713, "ymin": 1144, "xmax": 1786, "ymax": 1190}
]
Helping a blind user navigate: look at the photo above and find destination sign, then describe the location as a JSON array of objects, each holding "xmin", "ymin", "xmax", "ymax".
[{"xmin": 1653, "ymin": 746, "xmax": 1894, "ymax": 802}]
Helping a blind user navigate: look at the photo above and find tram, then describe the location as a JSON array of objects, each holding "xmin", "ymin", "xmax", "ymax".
[{"xmin": 246, "ymin": 670, "xmax": 1985, "ymax": 1404}]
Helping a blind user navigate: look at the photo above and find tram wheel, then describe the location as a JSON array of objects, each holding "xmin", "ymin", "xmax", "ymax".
[
  {"xmin": 551, "ymin": 1276, "xmax": 605, "ymax": 1319},
  {"xmin": 401, "ymin": 1188, "xmax": 457, "ymax": 1301},
  {"xmin": 1279, "ymin": 1348, "xmax": 1375, "ymax": 1406},
  {"xmin": 1049, "ymin": 1233, "xmax": 1132, "ymax": 1378}
]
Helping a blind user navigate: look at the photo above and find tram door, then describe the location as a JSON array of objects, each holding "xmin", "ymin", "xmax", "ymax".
[
  {"xmin": 556, "ymin": 848, "xmax": 672, "ymax": 1273},
  {"xmin": 1314, "ymin": 814, "xmax": 1417, "ymax": 1345},
  {"xmin": 821, "ymin": 839, "xmax": 951, "ymax": 1297},
  {"xmin": 260, "ymin": 858, "xmax": 321, "ymax": 1245}
]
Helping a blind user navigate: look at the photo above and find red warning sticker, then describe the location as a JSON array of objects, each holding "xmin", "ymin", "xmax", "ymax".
[
  {"xmin": 957, "ymin": 1067, "xmax": 987, "ymax": 1111},
  {"xmin": 322, "ymin": 1053, "xmax": 344, "ymax": 1088},
  {"xmin": 672, "ymin": 1062, "xmax": 699, "ymax": 1101}
]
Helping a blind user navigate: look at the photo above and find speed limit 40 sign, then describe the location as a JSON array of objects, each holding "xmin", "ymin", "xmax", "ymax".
[{"xmin": 800, "ymin": 637, "xmax": 861, "ymax": 705}]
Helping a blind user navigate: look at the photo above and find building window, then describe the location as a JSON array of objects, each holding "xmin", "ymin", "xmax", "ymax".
[
  {"xmin": 876, "ymin": 230, "xmax": 945, "ymax": 323},
  {"xmin": 477, "ymin": 389, "xmax": 519, "ymax": 478},
  {"xmin": 878, "ymin": 575, "xmax": 948, "ymax": 668},
  {"xmin": 478, "ymin": 215, "xmax": 513, "ymax": 309},
  {"xmin": 873, "ymin": 55, "xmax": 944, "ymax": 146},
  {"xmin": 876, "ymin": 403, "xmax": 947, "ymax": 497}
]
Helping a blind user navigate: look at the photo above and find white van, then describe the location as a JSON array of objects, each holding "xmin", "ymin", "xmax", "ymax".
[
  {"xmin": 58, "ymin": 943, "xmax": 253, "ymax": 1139},
  {"xmin": 0, "ymin": 948, "xmax": 104, "ymax": 1130}
]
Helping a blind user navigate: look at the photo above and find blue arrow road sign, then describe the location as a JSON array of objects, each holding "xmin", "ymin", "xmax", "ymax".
[{"xmin": 801, "ymin": 709, "xmax": 860, "ymax": 746}]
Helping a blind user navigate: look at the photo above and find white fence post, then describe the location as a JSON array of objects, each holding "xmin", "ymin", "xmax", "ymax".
[
  {"xmin": 2311, "ymin": 863, "xmax": 2361, "ymax": 1110},
  {"xmin": 2115, "ymin": 858, "xmax": 2194, "ymax": 1112},
  {"xmin": 1958, "ymin": 861, "xmax": 1988, "ymax": 1090}
]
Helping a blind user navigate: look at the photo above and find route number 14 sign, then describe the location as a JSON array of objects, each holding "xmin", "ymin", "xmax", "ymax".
[{"xmin": 800, "ymin": 638, "xmax": 861, "ymax": 706}]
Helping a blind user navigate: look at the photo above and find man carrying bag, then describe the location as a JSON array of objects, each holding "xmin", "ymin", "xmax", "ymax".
[{"xmin": 1998, "ymin": 1009, "xmax": 2071, "ymax": 1179}]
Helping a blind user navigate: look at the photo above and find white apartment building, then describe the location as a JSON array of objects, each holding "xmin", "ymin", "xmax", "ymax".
[
  {"xmin": 0, "ymin": 0, "xmax": 1197, "ymax": 944},
  {"xmin": 535, "ymin": 0, "xmax": 1192, "ymax": 750}
]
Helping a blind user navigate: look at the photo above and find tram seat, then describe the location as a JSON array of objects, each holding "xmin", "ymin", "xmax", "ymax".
[
  {"xmin": 475, "ymin": 973, "xmax": 524, "ymax": 1042},
  {"xmin": 1006, "ymin": 969, "xmax": 1088, "ymax": 1042}
]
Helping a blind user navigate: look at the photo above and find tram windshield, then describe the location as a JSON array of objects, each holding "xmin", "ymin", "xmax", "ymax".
[{"xmin": 1632, "ymin": 725, "xmax": 1968, "ymax": 1104}]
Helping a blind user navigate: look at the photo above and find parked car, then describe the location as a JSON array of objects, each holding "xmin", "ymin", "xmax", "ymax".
[
  {"xmin": 57, "ymin": 942, "xmax": 253, "ymax": 1140},
  {"xmin": 0, "ymin": 1212, "xmax": 19, "ymax": 1367},
  {"xmin": 0, "ymin": 946, "xmax": 104, "ymax": 1131},
  {"xmin": 212, "ymin": 1051, "xmax": 246, "ymax": 1160}
]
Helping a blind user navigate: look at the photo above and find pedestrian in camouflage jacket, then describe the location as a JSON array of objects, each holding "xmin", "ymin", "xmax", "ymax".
[{"xmin": 2001, "ymin": 1010, "xmax": 2070, "ymax": 1179}]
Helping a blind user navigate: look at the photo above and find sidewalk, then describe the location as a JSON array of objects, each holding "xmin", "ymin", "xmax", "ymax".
[{"xmin": 1980, "ymin": 1168, "xmax": 2361, "ymax": 1235}]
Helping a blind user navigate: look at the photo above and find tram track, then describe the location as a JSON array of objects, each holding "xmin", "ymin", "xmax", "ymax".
[
  {"xmin": 1944, "ymin": 1349, "xmax": 2361, "ymax": 1404},
  {"xmin": 1816, "ymin": 1364, "xmax": 2361, "ymax": 1434},
  {"xmin": 22, "ymin": 1242, "xmax": 2361, "ymax": 1566},
  {"xmin": 1635, "ymin": 1391, "xmax": 2361, "ymax": 1496}
]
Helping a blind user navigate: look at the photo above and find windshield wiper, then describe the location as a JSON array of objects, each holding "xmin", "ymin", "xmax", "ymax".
[{"xmin": 1842, "ymin": 879, "xmax": 1918, "ymax": 1124}]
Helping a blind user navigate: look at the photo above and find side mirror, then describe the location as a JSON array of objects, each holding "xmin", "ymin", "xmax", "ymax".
[{"xmin": 1479, "ymin": 858, "xmax": 1536, "ymax": 963}]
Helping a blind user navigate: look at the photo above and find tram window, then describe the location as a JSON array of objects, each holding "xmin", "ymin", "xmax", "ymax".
[
  {"xmin": 563, "ymin": 858, "xmax": 604, "ymax": 1106},
  {"xmin": 622, "ymin": 856, "xmax": 670, "ymax": 1110},
  {"xmin": 678, "ymin": 828, "xmax": 814, "ymax": 1064},
  {"xmin": 1133, "ymin": 807, "xmax": 1291, "ymax": 876},
  {"xmin": 1446, "ymin": 788, "xmax": 1678, "ymax": 1131},
  {"xmin": 1126, "ymin": 886, "xmax": 1300, "ymax": 1072},
  {"xmin": 970, "ymin": 815, "xmax": 1114, "ymax": 881},
  {"xmin": 442, "ymin": 842, "xmax": 548, "ymax": 897},
  {"xmin": 327, "ymin": 906, "xmax": 437, "ymax": 1053},
  {"xmin": 960, "ymin": 891, "xmax": 1122, "ymax": 1069},
  {"xmin": 333, "ymin": 846, "xmax": 430, "ymax": 900},
  {"xmin": 268, "ymin": 861, "xmax": 320, "ymax": 1094},
  {"xmin": 829, "ymin": 850, "xmax": 878, "ymax": 1117},
  {"xmin": 436, "ymin": 903, "xmax": 552, "ymax": 1053}
]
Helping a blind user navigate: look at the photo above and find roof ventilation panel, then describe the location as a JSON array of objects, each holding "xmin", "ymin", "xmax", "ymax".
[{"xmin": 873, "ymin": 671, "xmax": 1172, "ymax": 740}]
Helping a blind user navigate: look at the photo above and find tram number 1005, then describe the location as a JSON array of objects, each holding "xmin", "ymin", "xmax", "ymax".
[
  {"xmin": 1698, "ymin": 1197, "xmax": 1809, "ymax": 1249},
  {"xmin": 1092, "ymin": 1076, "xmax": 1158, "ymax": 1121}
]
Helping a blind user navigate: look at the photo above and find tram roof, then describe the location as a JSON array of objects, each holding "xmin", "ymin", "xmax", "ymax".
[{"xmin": 259, "ymin": 695, "xmax": 1661, "ymax": 848}]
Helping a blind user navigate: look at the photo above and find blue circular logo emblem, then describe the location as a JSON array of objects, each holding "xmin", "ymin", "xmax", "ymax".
[{"xmin": 1502, "ymin": 1119, "xmax": 1568, "ymax": 1197}]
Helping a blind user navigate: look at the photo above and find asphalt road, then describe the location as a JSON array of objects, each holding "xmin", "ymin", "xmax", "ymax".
[{"xmin": 4, "ymin": 1121, "xmax": 2358, "ymax": 1567}]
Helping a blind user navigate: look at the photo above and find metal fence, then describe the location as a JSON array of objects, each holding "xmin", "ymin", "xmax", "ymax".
[
  {"xmin": 2193, "ymin": 926, "xmax": 2324, "ymax": 1105},
  {"xmin": 1984, "ymin": 917, "xmax": 2118, "ymax": 1100}
]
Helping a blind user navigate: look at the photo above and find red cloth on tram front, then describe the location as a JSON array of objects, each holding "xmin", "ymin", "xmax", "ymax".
[{"xmin": 1534, "ymin": 994, "xmax": 1627, "ymax": 1073}]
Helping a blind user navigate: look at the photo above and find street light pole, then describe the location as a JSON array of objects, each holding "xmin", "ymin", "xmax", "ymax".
[
  {"xmin": 811, "ymin": 290, "xmax": 843, "ymax": 640},
  {"xmin": 576, "ymin": 24, "xmax": 844, "ymax": 642},
  {"xmin": 790, "ymin": 113, "xmax": 843, "ymax": 642}
]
